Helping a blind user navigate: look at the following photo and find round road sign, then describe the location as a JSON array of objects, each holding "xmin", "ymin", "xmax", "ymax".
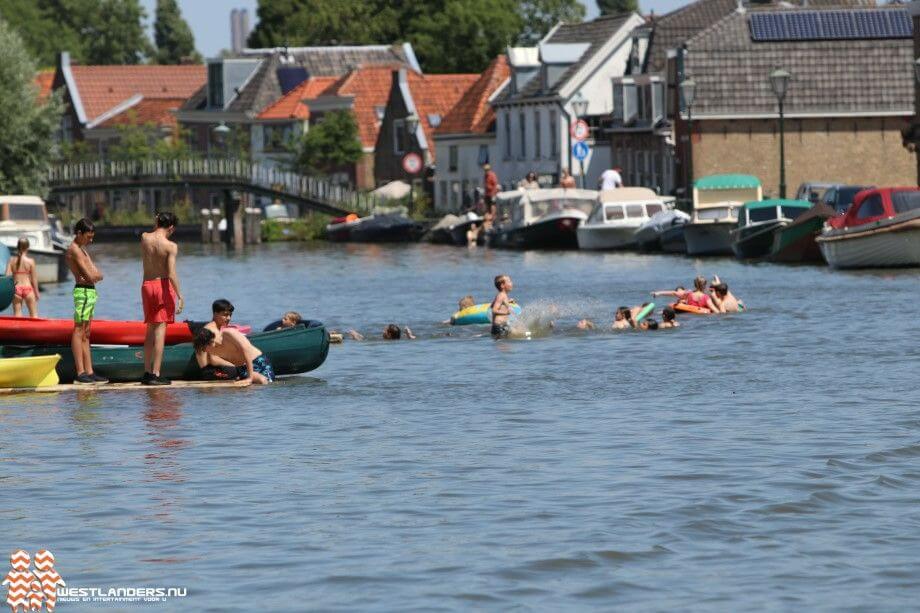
[
  {"xmin": 402, "ymin": 152, "xmax": 423, "ymax": 175},
  {"xmin": 573, "ymin": 141, "xmax": 590, "ymax": 161},
  {"xmin": 571, "ymin": 119, "xmax": 590, "ymax": 141}
]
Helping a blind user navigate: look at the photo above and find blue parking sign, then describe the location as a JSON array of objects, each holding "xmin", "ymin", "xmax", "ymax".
[{"xmin": 573, "ymin": 141, "xmax": 590, "ymax": 160}]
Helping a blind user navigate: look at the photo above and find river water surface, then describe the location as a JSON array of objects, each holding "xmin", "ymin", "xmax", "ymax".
[{"xmin": 1, "ymin": 242, "xmax": 919, "ymax": 611}]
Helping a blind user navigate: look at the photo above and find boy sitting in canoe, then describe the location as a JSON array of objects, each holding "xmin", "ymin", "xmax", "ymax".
[{"xmin": 194, "ymin": 299, "xmax": 274, "ymax": 385}]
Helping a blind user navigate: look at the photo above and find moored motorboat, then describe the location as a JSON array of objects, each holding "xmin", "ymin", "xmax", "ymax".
[
  {"xmin": 0, "ymin": 195, "xmax": 70, "ymax": 283},
  {"xmin": 577, "ymin": 188, "xmax": 670, "ymax": 250},
  {"xmin": 327, "ymin": 212, "xmax": 422, "ymax": 242},
  {"xmin": 448, "ymin": 213, "xmax": 484, "ymax": 246},
  {"xmin": 684, "ymin": 175, "xmax": 761, "ymax": 256},
  {"xmin": 0, "ymin": 322, "xmax": 329, "ymax": 383},
  {"xmin": 731, "ymin": 199, "xmax": 811, "ymax": 259},
  {"xmin": 427, "ymin": 214, "xmax": 461, "ymax": 244},
  {"xmin": 769, "ymin": 202, "xmax": 836, "ymax": 263},
  {"xmin": 0, "ymin": 354, "xmax": 61, "ymax": 388},
  {"xmin": 817, "ymin": 187, "xmax": 920, "ymax": 268},
  {"xmin": 635, "ymin": 209, "xmax": 690, "ymax": 252},
  {"xmin": 488, "ymin": 188, "xmax": 594, "ymax": 249}
]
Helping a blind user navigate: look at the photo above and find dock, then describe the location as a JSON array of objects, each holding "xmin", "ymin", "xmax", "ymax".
[{"xmin": 0, "ymin": 380, "xmax": 251, "ymax": 395}]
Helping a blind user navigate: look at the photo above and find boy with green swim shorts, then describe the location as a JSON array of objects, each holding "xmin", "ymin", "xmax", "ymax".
[{"xmin": 65, "ymin": 219, "xmax": 107, "ymax": 385}]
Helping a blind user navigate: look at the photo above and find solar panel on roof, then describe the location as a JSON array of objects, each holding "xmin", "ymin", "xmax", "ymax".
[
  {"xmin": 749, "ymin": 9, "xmax": 912, "ymax": 42},
  {"xmin": 277, "ymin": 67, "xmax": 309, "ymax": 95}
]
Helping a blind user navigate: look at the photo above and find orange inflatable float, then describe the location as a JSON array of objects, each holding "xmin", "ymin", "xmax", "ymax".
[{"xmin": 671, "ymin": 302, "xmax": 712, "ymax": 315}]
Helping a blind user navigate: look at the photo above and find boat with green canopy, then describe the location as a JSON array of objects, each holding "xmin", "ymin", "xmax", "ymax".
[
  {"xmin": 685, "ymin": 174, "xmax": 762, "ymax": 256},
  {"xmin": 0, "ymin": 322, "xmax": 329, "ymax": 383},
  {"xmin": 730, "ymin": 199, "xmax": 812, "ymax": 259}
]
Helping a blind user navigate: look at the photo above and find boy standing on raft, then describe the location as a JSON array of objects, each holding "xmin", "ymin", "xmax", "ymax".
[
  {"xmin": 65, "ymin": 219, "xmax": 107, "ymax": 384},
  {"xmin": 490, "ymin": 274, "xmax": 514, "ymax": 339},
  {"xmin": 140, "ymin": 212, "xmax": 184, "ymax": 386}
]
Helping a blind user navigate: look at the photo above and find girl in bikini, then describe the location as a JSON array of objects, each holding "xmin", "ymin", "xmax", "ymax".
[{"xmin": 4, "ymin": 237, "xmax": 39, "ymax": 317}]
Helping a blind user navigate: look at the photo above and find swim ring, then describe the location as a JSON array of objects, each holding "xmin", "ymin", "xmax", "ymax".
[
  {"xmin": 672, "ymin": 302, "xmax": 712, "ymax": 315},
  {"xmin": 450, "ymin": 301, "xmax": 522, "ymax": 325}
]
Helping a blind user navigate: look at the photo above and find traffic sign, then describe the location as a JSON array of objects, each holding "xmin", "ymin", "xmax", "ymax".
[
  {"xmin": 402, "ymin": 152, "xmax": 423, "ymax": 175},
  {"xmin": 573, "ymin": 141, "xmax": 590, "ymax": 161},
  {"xmin": 571, "ymin": 119, "xmax": 590, "ymax": 141}
]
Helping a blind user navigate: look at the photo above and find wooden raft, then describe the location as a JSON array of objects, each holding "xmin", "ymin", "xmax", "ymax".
[{"xmin": 0, "ymin": 380, "xmax": 250, "ymax": 395}]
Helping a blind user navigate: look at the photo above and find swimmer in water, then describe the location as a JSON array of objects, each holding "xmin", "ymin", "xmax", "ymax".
[
  {"xmin": 637, "ymin": 318, "xmax": 659, "ymax": 331},
  {"xmin": 680, "ymin": 276, "xmax": 716, "ymax": 313},
  {"xmin": 660, "ymin": 307, "xmax": 679, "ymax": 328},
  {"xmin": 490, "ymin": 274, "xmax": 514, "ymax": 339},
  {"xmin": 458, "ymin": 295, "xmax": 476, "ymax": 310},
  {"xmin": 345, "ymin": 324, "xmax": 416, "ymax": 341},
  {"xmin": 650, "ymin": 285, "xmax": 687, "ymax": 300},
  {"xmin": 612, "ymin": 306, "xmax": 633, "ymax": 330},
  {"xmin": 708, "ymin": 276, "xmax": 744, "ymax": 313}
]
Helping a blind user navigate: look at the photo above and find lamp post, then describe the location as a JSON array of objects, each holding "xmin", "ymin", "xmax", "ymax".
[
  {"xmin": 769, "ymin": 68, "xmax": 791, "ymax": 199},
  {"xmin": 212, "ymin": 122, "xmax": 231, "ymax": 161},
  {"xmin": 571, "ymin": 92, "xmax": 589, "ymax": 188},
  {"xmin": 679, "ymin": 77, "xmax": 696, "ymax": 202},
  {"xmin": 404, "ymin": 113, "xmax": 420, "ymax": 210}
]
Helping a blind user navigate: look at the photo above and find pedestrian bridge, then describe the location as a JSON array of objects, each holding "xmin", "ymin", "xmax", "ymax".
[{"xmin": 47, "ymin": 159, "xmax": 378, "ymax": 216}]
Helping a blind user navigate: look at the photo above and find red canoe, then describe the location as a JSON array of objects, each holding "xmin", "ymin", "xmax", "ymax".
[{"xmin": 0, "ymin": 316, "xmax": 194, "ymax": 346}]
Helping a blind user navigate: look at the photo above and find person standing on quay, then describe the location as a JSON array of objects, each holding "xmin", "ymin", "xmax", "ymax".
[
  {"xmin": 140, "ymin": 212, "xmax": 184, "ymax": 385},
  {"xmin": 483, "ymin": 163, "xmax": 499, "ymax": 210},
  {"xmin": 66, "ymin": 219, "xmax": 107, "ymax": 384}
]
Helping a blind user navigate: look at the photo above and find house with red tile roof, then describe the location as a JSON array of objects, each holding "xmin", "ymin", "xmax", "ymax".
[
  {"xmin": 34, "ymin": 70, "xmax": 55, "ymax": 102},
  {"xmin": 374, "ymin": 68, "xmax": 479, "ymax": 200},
  {"xmin": 432, "ymin": 56, "xmax": 510, "ymax": 212},
  {"xmin": 53, "ymin": 52, "xmax": 205, "ymax": 153}
]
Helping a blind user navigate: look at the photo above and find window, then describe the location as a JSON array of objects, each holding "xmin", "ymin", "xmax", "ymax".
[
  {"xmin": 504, "ymin": 113, "xmax": 512, "ymax": 159},
  {"xmin": 604, "ymin": 205, "xmax": 624, "ymax": 220},
  {"xmin": 646, "ymin": 203, "xmax": 663, "ymax": 216},
  {"xmin": 208, "ymin": 62, "xmax": 224, "ymax": 109},
  {"xmin": 781, "ymin": 206, "xmax": 807, "ymax": 220},
  {"xmin": 478, "ymin": 144, "xmax": 489, "ymax": 165},
  {"xmin": 449, "ymin": 145, "xmax": 458, "ymax": 172},
  {"xmin": 263, "ymin": 124, "xmax": 294, "ymax": 152},
  {"xmin": 836, "ymin": 187, "xmax": 867, "ymax": 213},
  {"xmin": 549, "ymin": 111, "xmax": 558, "ymax": 156},
  {"xmin": 450, "ymin": 181, "xmax": 461, "ymax": 209},
  {"xmin": 626, "ymin": 204, "xmax": 644, "ymax": 218},
  {"xmin": 750, "ymin": 207, "xmax": 778, "ymax": 223},
  {"xmin": 7, "ymin": 205, "xmax": 45, "ymax": 222},
  {"xmin": 855, "ymin": 194, "xmax": 884, "ymax": 219},
  {"xmin": 534, "ymin": 110, "xmax": 541, "ymax": 159},
  {"xmin": 375, "ymin": 106, "xmax": 385, "ymax": 121},
  {"xmin": 613, "ymin": 82, "xmax": 624, "ymax": 123},
  {"xmin": 439, "ymin": 181, "xmax": 448, "ymax": 209},
  {"xmin": 393, "ymin": 119, "xmax": 406, "ymax": 154},
  {"xmin": 518, "ymin": 112, "xmax": 526, "ymax": 159},
  {"xmin": 891, "ymin": 190, "xmax": 920, "ymax": 214}
]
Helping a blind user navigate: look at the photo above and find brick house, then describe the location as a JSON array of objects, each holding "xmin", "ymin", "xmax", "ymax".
[
  {"xmin": 432, "ymin": 55, "xmax": 511, "ymax": 212},
  {"xmin": 672, "ymin": 6, "xmax": 914, "ymax": 199},
  {"xmin": 490, "ymin": 13, "xmax": 645, "ymax": 190},
  {"xmin": 375, "ymin": 68, "xmax": 479, "ymax": 201}
]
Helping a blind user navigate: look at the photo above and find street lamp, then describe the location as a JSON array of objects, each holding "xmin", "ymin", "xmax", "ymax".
[
  {"xmin": 571, "ymin": 92, "xmax": 589, "ymax": 187},
  {"xmin": 404, "ymin": 113, "xmax": 420, "ymax": 209},
  {"xmin": 769, "ymin": 68, "xmax": 791, "ymax": 199},
  {"xmin": 679, "ymin": 77, "xmax": 696, "ymax": 201},
  {"xmin": 212, "ymin": 122, "xmax": 231, "ymax": 160}
]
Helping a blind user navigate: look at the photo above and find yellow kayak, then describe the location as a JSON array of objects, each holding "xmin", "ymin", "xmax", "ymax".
[{"xmin": 0, "ymin": 354, "xmax": 61, "ymax": 388}]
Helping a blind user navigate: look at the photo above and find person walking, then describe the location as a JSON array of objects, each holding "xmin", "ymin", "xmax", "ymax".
[{"xmin": 598, "ymin": 166, "xmax": 623, "ymax": 190}]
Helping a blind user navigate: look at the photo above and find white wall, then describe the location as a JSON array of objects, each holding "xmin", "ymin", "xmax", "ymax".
[{"xmin": 433, "ymin": 135, "xmax": 496, "ymax": 212}]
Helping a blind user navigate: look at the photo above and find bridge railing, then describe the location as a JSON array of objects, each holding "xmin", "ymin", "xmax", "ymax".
[{"xmin": 48, "ymin": 159, "xmax": 381, "ymax": 215}]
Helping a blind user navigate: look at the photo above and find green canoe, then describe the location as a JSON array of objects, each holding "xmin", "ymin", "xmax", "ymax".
[
  {"xmin": 0, "ymin": 322, "xmax": 329, "ymax": 383},
  {"xmin": 0, "ymin": 276, "xmax": 13, "ymax": 312}
]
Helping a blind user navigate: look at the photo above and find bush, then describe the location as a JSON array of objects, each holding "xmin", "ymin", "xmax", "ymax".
[{"xmin": 261, "ymin": 216, "xmax": 329, "ymax": 242}]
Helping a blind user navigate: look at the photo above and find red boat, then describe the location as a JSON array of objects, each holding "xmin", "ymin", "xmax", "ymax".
[{"xmin": 0, "ymin": 317, "xmax": 194, "ymax": 346}]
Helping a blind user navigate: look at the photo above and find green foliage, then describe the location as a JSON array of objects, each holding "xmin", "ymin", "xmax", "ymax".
[
  {"xmin": 0, "ymin": 18, "xmax": 63, "ymax": 195},
  {"xmin": 596, "ymin": 0, "xmax": 639, "ymax": 16},
  {"xmin": 517, "ymin": 0, "xmax": 586, "ymax": 46},
  {"xmin": 248, "ymin": 0, "xmax": 585, "ymax": 73},
  {"xmin": 261, "ymin": 216, "xmax": 329, "ymax": 242},
  {"xmin": 154, "ymin": 0, "xmax": 201, "ymax": 64},
  {"xmin": 0, "ymin": 0, "xmax": 152, "ymax": 66},
  {"xmin": 292, "ymin": 110, "xmax": 363, "ymax": 175},
  {"xmin": 104, "ymin": 113, "xmax": 198, "ymax": 163}
]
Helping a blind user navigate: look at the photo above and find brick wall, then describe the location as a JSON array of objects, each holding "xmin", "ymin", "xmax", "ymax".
[{"xmin": 692, "ymin": 117, "xmax": 916, "ymax": 198}]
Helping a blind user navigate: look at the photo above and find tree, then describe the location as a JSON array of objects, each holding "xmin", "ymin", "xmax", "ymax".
[
  {"xmin": 81, "ymin": 0, "xmax": 153, "ymax": 64},
  {"xmin": 106, "ymin": 113, "xmax": 197, "ymax": 163},
  {"xmin": 292, "ymin": 111, "xmax": 363, "ymax": 176},
  {"xmin": 517, "ymin": 0, "xmax": 586, "ymax": 46},
  {"xmin": 596, "ymin": 0, "xmax": 639, "ymax": 16},
  {"xmin": 154, "ymin": 0, "xmax": 201, "ymax": 64},
  {"xmin": 248, "ymin": 0, "xmax": 390, "ymax": 48},
  {"xmin": 0, "ymin": 18, "xmax": 63, "ymax": 194},
  {"xmin": 0, "ymin": 0, "xmax": 84, "ymax": 66},
  {"xmin": 409, "ymin": 0, "xmax": 522, "ymax": 73}
]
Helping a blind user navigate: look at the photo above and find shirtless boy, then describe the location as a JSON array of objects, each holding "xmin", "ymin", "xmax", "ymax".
[
  {"xmin": 65, "ymin": 219, "xmax": 107, "ymax": 384},
  {"xmin": 140, "ymin": 212, "xmax": 184, "ymax": 385},
  {"xmin": 490, "ymin": 274, "xmax": 514, "ymax": 338},
  {"xmin": 194, "ymin": 299, "xmax": 274, "ymax": 384}
]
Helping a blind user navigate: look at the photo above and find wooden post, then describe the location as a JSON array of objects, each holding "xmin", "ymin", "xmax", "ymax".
[
  {"xmin": 224, "ymin": 189, "xmax": 244, "ymax": 249},
  {"xmin": 210, "ymin": 207, "xmax": 221, "ymax": 244},
  {"xmin": 200, "ymin": 208, "xmax": 211, "ymax": 243}
]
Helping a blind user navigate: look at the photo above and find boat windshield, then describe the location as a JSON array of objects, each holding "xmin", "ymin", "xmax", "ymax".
[
  {"xmin": 625, "ymin": 205, "xmax": 644, "ymax": 218},
  {"xmin": 5, "ymin": 204, "xmax": 46, "ymax": 222},
  {"xmin": 781, "ymin": 206, "xmax": 807, "ymax": 220},
  {"xmin": 646, "ymin": 203, "xmax": 664, "ymax": 216},
  {"xmin": 696, "ymin": 206, "xmax": 735, "ymax": 221},
  {"xmin": 835, "ymin": 187, "xmax": 866, "ymax": 213},
  {"xmin": 530, "ymin": 198, "xmax": 593, "ymax": 218},
  {"xmin": 749, "ymin": 207, "xmax": 779, "ymax": 223},
  {"xmin": 604, "ymin": 205, "xmax": 624, "ymax": 221},
  {"xmin": 891, "ymin": 190, "xmax": 920, "ymax": 214}
]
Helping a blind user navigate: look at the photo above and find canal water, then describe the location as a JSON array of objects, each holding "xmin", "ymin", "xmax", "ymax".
[{"xmin": 2, "ymin": 242, "xmax": 918, "ymax": 610}]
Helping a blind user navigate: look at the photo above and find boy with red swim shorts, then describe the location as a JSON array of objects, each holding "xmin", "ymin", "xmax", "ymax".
[{"xmin": 140, "ymin": 212, "xmax": 184, "ymax": 385}]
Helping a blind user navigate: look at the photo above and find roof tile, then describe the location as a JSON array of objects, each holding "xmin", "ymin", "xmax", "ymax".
[{"xmin": 436, "ymin": 55, "xmax": 510, "ymax": 135}]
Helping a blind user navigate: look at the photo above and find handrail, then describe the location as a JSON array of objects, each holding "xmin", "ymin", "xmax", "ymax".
[{"xmin": 47, "ymin": 159, "xmax": 377, "ymax": 215}]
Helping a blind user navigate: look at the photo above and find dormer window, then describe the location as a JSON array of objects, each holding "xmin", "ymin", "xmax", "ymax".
[{"xmin": 428, "ymin": 114, "xmax": 441, "ymax": 128}]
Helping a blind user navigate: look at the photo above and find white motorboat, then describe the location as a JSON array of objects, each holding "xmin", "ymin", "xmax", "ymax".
[
  {"xmin": 634, "ymin": 209, "xmax": 690, "ymax": 251},
  {"xmin": 577, "ymin": 188, "xmax": 671, "ymax": 250},
  {"xmin": 817, "ymin": 187, "xmax": 920, "ymax": 268},
  {"xmin": 0, "ymin": 195, "xmax": 70, "ymax": 283},
  {"xmin": 488, "ymin": 188, "xmax": 595, "ymax": 249},
  {"xmin": 683, "ymin": 174, "xmax": 762, "ymax": 256}
]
